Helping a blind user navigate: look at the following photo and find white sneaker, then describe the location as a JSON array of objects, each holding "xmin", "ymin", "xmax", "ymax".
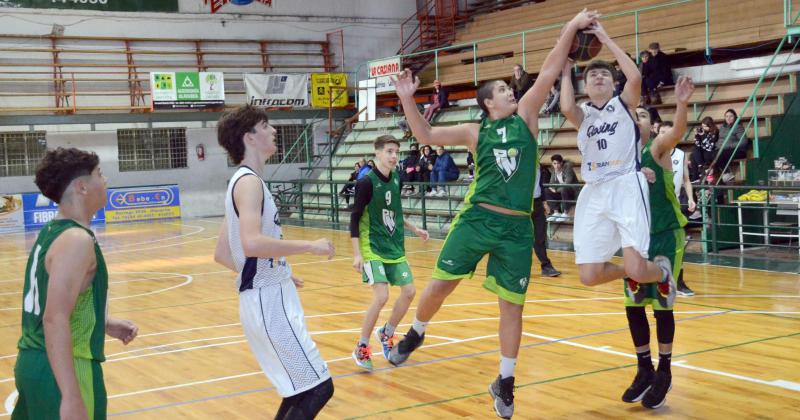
[
  {"xmin": 546, "ymin": 214, "xmax": 557, "ymax": 222},
  {"xmin": 425, "ymin": 191, "xmax": 436, "ymax": 197},
  {"xmin": 437, "ymin": 188, "xmax": 447, "ymax": 197},
  {"xmin": 556, "ymin": 213, "xmax": 569, "ymax": 222}
]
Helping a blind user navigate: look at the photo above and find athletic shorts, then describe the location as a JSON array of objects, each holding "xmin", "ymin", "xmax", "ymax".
[
  {"xmin": 239, "ymin": 280, "xmax": 331, "ymax": 398},
  {"xmin": 574, "ymin": 171, "xmax": 651, "ymax": 264},
  {"xmin": 13, "ymin": 350, "xmax": 106, "ymax": 420},
  {"xmin": 362, "ymin": 260, "xmax": 413, "ymax": 286},
  {"xmin": 624, "ymin": 228, "xmax": 685, "ymax": 310},
  {"xmin": 433, "ymin": 204, "xmax": 533, "ymax": 305}
]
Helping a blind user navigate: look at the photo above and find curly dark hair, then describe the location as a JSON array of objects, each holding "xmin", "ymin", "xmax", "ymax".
[
  {"xmin": 34, "ymin": 147, "xmax": 99, "ymax": 203},
  {"xmin": 217, "ymin": 105, "xmax": 269, "ymax": 164}
]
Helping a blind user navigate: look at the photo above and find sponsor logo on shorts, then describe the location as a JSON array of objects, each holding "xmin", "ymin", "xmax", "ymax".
[
  {"xmin": 519, "ymin": 277, "xmax": 529, "ymax": 288},
  {"xmin": 402, "ymin": 271, "xmax": 408, "ymax": 277},
  {"xmin": 441, "ymin": 259, "xmax": 455, "ymax": 266}
]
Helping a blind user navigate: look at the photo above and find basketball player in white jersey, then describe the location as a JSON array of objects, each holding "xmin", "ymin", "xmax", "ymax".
[
  {"xmin": 659, "ymin": 121, "xmax": 696, "ymax": 296},
  {"xmin": 559, "ymin": 20, "xmax": 676, "ymax": 306},
  {"xmin": 214, "ymin": 105, "xmax": 336, "ymax": 419}
]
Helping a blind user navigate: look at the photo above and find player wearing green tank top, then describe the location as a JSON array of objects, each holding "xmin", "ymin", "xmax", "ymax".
[
  {"xmin": 349, "ymin": 135, "xmax": 428, "ymax": 370},
  {"xmin": 620, "ymin": 76, "xmax": 695, "ymax": 410},
  {"xmin": 13, "ymin": 148, "xmax": 138, "ymax": 420},
  {"xmin": 387, "ymin": 10, "xmax": 602, "ymax": 418}
]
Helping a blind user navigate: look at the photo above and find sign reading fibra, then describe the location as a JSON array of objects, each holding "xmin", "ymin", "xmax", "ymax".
[
  {"xmin": 150, "ymin": 72, "xmax": 225, "ymax": 110},
  {"xmin": 104, "ymin": 185, "xmax": 181, "ymax": 223},
  {"xmin": 22, "ymin": 193, "xmax": 105, "ymax": 229}
]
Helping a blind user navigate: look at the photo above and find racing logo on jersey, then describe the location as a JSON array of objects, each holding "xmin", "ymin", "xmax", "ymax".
[
  {"xmin": 382, "ymin": 208, "xmax": 396, "ymax": 235},
  {"xmin": 493, "ymin": 147, "xmax": 519, "ymax": 181}
]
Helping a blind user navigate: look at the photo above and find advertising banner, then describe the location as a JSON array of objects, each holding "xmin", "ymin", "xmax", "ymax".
[
  {"xmin": 310, "ymin": 73, "xmax": 348, "ymax": 108},
  {"xmin": 150, "ymin": 72, "xmax": 225, "ymax": 110},
  {"xmin": 245, "ymin": 73, "xmax": 308, "ymax": 107},
  {"xmin": 104, "ymin": 185, "xmax": 180, "ymax": 223},
  {"xmin": 0, "ymin": 194, "xmax": 24, "ymax": 233},
  {"xmin": 1, "ymin": 0, "xmax": 179, "ymax": 12},
  {"xmin": 22, "ymin": 193, "xmax": 105, "ymax": 229},
  {"xmin": 368, "ymin": 57, "xmax": 401, "ymax": 78}
]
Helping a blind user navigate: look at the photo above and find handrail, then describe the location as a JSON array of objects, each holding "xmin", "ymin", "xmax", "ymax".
[
  {"xmin": 358, "ymin": 0, "xmax": 706, "ymax": 85},
  {"xmin": 710, "ymin": 30, "xmax": 800, "ymax": 181}
]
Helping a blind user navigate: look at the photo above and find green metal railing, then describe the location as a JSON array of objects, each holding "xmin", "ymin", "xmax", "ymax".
[{"xmin": 355, "ymin": 0, "xmax": 710, "ymax": 85}]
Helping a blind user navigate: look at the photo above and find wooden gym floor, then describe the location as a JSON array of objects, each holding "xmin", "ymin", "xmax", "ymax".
[{"xmin": 0, "ymin": 218, "xmax": 798, "ymax": 418}]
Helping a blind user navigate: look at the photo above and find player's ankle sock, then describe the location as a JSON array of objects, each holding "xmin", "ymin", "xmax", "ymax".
[
  {"xmin": 358, "ymin": 337, "xmax": 369, "ymax": 346},
  {"xmin": 411, "ymin": 317, "xmax": 428, "ymax": 335},
  {"xmin": 658, "ymin": 352, "xmax": 672, "ymax": 374},
  {"xmin": 499, "ymin": 356, "xmax": 517, "ymax": 379},
  {"xmin": 637, "ymin": 350, "xmax": 654, "ymax": 371},
  {"xmin": 384, "ymin": 323, "xmax": 396, "ymax": 337}
]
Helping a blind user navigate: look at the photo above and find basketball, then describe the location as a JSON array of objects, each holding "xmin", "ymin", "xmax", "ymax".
[{"xmin": 569, "ymin": 30, "xmax": 603, "ymax": 61}]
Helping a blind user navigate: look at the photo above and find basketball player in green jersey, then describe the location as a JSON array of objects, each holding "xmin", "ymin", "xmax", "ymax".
[
  {"xmin": 350, "ymin": 135, "xmax": 429, "ymax": 370},
  {"xmin": 389, "ymin": 9, "xmax": 600, "ymax": 418},
  {"xmin": 621, "ymin": 76, "xmax": 695, "ymax": 409},
  {"xmin": 13, "ymin": 148, "xmax": 138, "ymax": 420}
]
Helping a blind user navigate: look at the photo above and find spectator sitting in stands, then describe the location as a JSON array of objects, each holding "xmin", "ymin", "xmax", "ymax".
[
  {"xmin": 422, "ymin": 80, "xmax": 450, "ymax": 122},
  {"xmin": 717, "ymin": 108, "xmax": 750, "ymax": 180},
  {"xmin": 545, "ymin": 154, "xmax": 577, "ymax": 222},
  {"xmin": 640, "ymin": 42, "xmax": 673, "ymax": 105},
  {"xmin": 613, "ymin": 60, "xmax": 628, "ymax": 97},
  {"xmin": 510, "ymin": 64, "xmax": 534, "ymax": 101},
  {"xmin": 340, "ymin": 161, "xmax": 361, "ymax": 207},
  {"xmin": 428, "ymin": 146, "xmax": 460, "ymax": 197},
  {"xmin": 401, "ymin": 143, "xmax": 421, "ymax": 196},
  {"xmin": 466, "ymin": 151, "xmax": 475, "ymax": 181},
  {"xmin": 357, "ymin": 159, "xmax": 374, "ymax": 180},
  {"xmin": 689, "ymin": 116, "xmax": 719, "ymax": 182},
  {"xmin": 417, "ymin": 145, "xmax": 436, "ymax": 193}
]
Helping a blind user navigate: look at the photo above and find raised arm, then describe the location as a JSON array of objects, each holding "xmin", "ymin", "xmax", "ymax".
[
  {"xmin": 518, "ymin": 9, "xmax": 599, "ymax": 128},
  {"xmin": 651, "ymin": 76, "xmax": 695, "ymax": 161},
  {"xmin": 235, "ymin": 175, "xmax": 334, "ymax": 259},
  {"xmin": 585, "ymin": 21, "xmax": 641, "ymax": 107},
  {"xmin": 392, "ymin": 69, "xmax": 479, "ymax": 149},
  {"xmin": 559, "ymin": 59, "xmax": 584, "ymax": 127}
]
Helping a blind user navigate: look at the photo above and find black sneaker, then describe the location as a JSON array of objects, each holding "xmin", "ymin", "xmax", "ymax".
[
  {"xmin": 387, "ymin": 327, "xmax": 425, "ymax": 366},
  {"xmin": 642, "ymin": 370, "xmax": 672, "ymax": 409},
  {"xmin": 541, "ymin": 265, "xmax": 561, "ymax": 277},
  {"xmin": 488, "ymin": 375, "xmax": 515, "ymax": 419},
  {"xmin": 677, "ymin": 279, "xmax": 695, "ymax": 297},
  {"xmin": 621, "ymin": 369, "xmax": 654, "ymax": 403}
]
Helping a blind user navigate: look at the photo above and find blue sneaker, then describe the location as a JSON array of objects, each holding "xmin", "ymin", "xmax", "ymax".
[{"xmin": 375, "ymin": 326, "xmax": 396, "ymax": 359}]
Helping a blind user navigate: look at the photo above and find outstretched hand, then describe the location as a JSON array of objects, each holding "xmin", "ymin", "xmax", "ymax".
[
  {"xmin": 674, "ymin": 75, "xmax": 695, "ymax": 105},
  {"xmin": 570, "ymin": 8, "xmax": 601, "ymax": 31},
  {"xmin": 584, "ymin": 20, "xmax": 611, "ymax": 44},
  {"xmin": 391, "ymin": 69, "xmax": 420, "ymax": 99}
]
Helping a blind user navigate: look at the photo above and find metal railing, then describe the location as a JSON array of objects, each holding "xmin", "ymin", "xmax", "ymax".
[
  {"xmin": 265, "ymin": 178, "xmax": 800, "ymax": 257},
  {"xmin": 356, "ymin": 0, "xmax": 711, "ymax": 85}
]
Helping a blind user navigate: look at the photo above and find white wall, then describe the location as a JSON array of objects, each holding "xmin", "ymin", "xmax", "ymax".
[{"xmin": 0, "ymin": 124, "xmax": 323, "ymax": 218}]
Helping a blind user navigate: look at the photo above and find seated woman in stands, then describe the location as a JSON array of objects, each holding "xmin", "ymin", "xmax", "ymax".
[
  {"xmin": 689, "ymin": 116, "xmax": 719, "ymax": 182},
  {"xmin": 716, "ymin": 108, "xmax": 750, "ymax": 175},
  {"xmin": 422, "ymin": 80, "xmax": 450, "ymax": 122}
]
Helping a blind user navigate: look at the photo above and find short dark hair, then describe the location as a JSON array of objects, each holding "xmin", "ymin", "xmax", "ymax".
[
  {"xmin": 551, "ymin": 154, "xmax": 564, "ymax": 163},
  {"xmin": 34, "ymin": 147, "xmax": 99, "ymax": 203},
  {"xmin": 661, "ymin": 120, "xmax": 674, "ymax": 128},
  {"xmin": 640, "ymin": 50, "xmax": 652, "ymax": 59},
  {"xmin": 648, "ymin": 42, "xmax": 660, "ymax": 50},
  {"xmin": 217, "ymin": 105, "xmax": 269, "ymax": 165},
  {"xmin": 585, "ymin": 60, "xmax": 616, "ymax": 81},
  {"xmin": 374, "ymin": 134, "xmax": 400, "ymax": 150},
  {"xmin": 725, "ymin": 108, "xmax": 738, "ymax": 119},
  {"xmin": 477, "ymin": 80, "xmax": 501, "ymax": 116}
]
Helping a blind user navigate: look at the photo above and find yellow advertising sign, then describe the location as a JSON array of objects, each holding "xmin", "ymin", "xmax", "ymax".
[{"xmin": 311, "ymin": 73, "xmax": 348, "ymax": 108}]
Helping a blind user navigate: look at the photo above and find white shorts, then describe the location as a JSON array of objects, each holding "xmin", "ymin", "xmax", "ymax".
[
  {"xmin": 574, "ymin": 171, "xmax": 651, "ymax": 264},
  {"xmin": 239, "ymin": 280, "xmax": 330, "ymax": 398}
]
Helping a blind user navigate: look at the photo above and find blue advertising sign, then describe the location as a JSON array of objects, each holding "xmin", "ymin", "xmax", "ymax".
[{"xmin": 22, "ymin": 192, "xmax": 105, "ymax": 229}]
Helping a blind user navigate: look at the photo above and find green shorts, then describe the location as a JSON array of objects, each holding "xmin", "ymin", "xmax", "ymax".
[
  {"xmin": 434, "ymin": 204, "xmax": 534, "ymax": 305},
  {"xmin": 13, "ymin": 350, "xmax": 106, "ymax": 420},
  {"xmin": 624, "ymin": 228, "xmax": 685, "ymax": 310},
  {"xmin": 362, "ymin": 260, "xmax": 413, "ymax": 286}
]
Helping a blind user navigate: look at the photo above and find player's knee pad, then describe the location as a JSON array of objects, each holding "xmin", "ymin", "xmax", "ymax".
[
  {"xmin": 625, "ymin": 306, "xmax": 650, "ymax": 347},
  {"xmin": 654, "ymin": 310, "xmax": 675, "ymax": 344}
]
